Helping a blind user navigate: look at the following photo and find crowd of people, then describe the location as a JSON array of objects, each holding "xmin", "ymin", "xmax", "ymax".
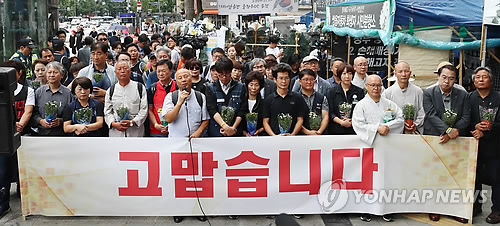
[{"xmin": 1, "ymin": 28, "xmax": 499, "ymax": 224}]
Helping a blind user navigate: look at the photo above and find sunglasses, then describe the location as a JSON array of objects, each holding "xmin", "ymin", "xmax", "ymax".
[
  {"xmin": 98, "ymin": 38, "xmax": 108, "ymax": 41},
  {"xmin": 190, "ymin": 67, "xmax": 200, "ymax": 70}
]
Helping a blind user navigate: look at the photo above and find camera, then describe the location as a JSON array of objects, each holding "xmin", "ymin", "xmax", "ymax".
[{"xmin": 175, "ymin": 35, "xmax": 209, "ymax": 50}]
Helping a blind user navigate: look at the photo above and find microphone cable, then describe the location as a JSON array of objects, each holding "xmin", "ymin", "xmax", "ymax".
[{"xmin": 186, "ymin": 96, "xmax": 212, "ymax": 226}]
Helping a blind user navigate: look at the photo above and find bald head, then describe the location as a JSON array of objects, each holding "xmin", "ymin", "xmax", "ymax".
[
  {"xmin": 353, "ymin": 56, "xmax": 368, "ymax": 77},
  {"xmin": 365, "ymin": 75, "xmax": 383, "ymax": 101},
  {"xmin": 394, "ymin": 62, "xmax": 411, "ymax": 86},
  {"xmin": 175, "ymin": 68, "xmax": 193, "ymax": 91}
]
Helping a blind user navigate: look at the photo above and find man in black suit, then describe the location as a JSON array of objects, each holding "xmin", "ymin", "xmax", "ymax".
[{"xmin": 423, "ymin": 64, "xmax": 470, "ymax": 223}]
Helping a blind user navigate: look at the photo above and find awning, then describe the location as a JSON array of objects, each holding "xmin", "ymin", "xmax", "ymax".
[{"xmin": 203, "ymin": 10, "xmax": 218, "ymax": 15}]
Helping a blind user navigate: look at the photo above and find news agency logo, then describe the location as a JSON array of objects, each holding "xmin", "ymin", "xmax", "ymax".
[{"xmin": 318, "ymin": 179, "xmax": 349, "ymax": 213}]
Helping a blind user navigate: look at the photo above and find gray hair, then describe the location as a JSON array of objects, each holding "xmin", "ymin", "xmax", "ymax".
[
  {"xmin": 115, "ymin": 60, "xmax": 131, "ymax": 68},
  {"xmin": 46, "ymin": 61, "xmax": 66, "ymax": 75},
  {"xmin": 250, "ymin": 58, "xmax": 266, "ymax": 69},
  {"xmin": 472, "ymin": 66, "xmax": 493, "ymax": 80},
  {"xmin": 156, "ymin": 46, "xmax": 171, "ymax": 58}
]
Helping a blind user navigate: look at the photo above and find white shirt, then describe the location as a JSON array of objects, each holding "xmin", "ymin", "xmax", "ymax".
[
  {"xmin": 382, "ymin": 82, "xmax": 425, "ymax": 133},
  {"xmin": 248, "ymin": 99, "xmax": 257, "ymax": 112},
  {"xmin": 161, "ymin": 91, "xmax": 209, "ymax": 138},
  {"xmin": 352, "ymin": 95, "xmax": 404, "ymax": 145},
  {"xmin": 220, "ymin": 80, "xmax": 230, "ymax": 95},
  {"xmin": 15, "ymin": 83, "xmax": 35, "ymax": 106},
  {"xmin": 104, "ymin": 81, "xmax": 148, "ymax": 137},
  {"xmin": 265, "ymin": 47, "xmax": 281, "ymax": 60}
]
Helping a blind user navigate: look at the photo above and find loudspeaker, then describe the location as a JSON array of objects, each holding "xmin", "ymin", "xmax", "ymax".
[{"xmin": 0, "ymin": 67, "xmax": 21, "ymax": 155}]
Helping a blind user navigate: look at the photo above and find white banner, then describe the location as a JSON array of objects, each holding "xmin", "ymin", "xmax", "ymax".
[
  {"xmin": 217, "ymin": 0, "xmax": 299, "ymax": 15},
  {"xmin": 19, "ymin": 135, "xmax": 477, "ymax": 218},
  {"xmin": 483, "ymin": 0, "xmax": 500, "ymax": 25}
]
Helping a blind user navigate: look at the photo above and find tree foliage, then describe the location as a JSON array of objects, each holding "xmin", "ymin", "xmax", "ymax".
[{"xmin": 59, "ymin": 0, "xmax": 176, "ymax": 17}]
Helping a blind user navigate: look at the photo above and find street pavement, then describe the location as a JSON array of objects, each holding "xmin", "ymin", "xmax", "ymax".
[{"xmin": 0, "ymin": 185, "xmax": 496, "ymax": 226}]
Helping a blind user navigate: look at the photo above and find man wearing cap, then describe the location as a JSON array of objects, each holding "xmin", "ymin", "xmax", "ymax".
[
  {"xmin": 291, "ymin": 56, "xmax": 332, "ymax": 97},
  {"xmin": 10, "ymin": 38, "xmax": 39, "ymax": 81},
  {"xmin": 382, "ymin": 62, "xmax": 425, "ymax": 134},
  {"xmin": 428, "ymin": 61, "xmax": 467, "ymax": 91}
]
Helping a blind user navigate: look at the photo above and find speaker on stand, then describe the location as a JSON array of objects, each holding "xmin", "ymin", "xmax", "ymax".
[{"xmin": 0, "ymin": 67, "xmax": 21, "ymax": 155}]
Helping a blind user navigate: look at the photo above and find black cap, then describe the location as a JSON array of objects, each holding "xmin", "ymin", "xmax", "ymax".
[
  {"xmin": 148, "ymin": 52, "xmax": 157, "ymax": 59},
  {"xmin": 52, "ymin": 39, "xmax": 64, "ymax": 51},
  {"xmin": 18, "ymin": 38, "xmax": 37, "ymax": 49}
]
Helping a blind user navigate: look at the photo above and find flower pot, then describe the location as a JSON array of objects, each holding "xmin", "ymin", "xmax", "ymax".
[
  {"xmin": 482, "ymin": 120, "xmax": 492, "ymax": 130},
  {"xmin": 405, "ymin": 120, "xmax": 414, "ymax": 127}
]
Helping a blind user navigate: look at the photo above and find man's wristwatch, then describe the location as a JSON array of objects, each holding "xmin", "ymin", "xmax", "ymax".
[{"xmin": 129, "ymin": 121, "xmax": 134, "ymax": 127}]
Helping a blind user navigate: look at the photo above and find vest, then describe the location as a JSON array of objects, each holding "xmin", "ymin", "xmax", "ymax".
[
  {"xmin": 207, "ymin": 81, "xmax": 244, "ymax": 137},
  {"xmin": 303, "ymin": 92, "xmax": 325, "ymax": 131},
  {"xmin": 15, "ymin": 85, "xmax": 28, "ymax": 121},
  {"xmin": 10, "ymin": 51, "xmax": 37, "ymax": 80},
  {"xmin": 150, "ymin": 81, "xmax": 177, "ymax": 135}
]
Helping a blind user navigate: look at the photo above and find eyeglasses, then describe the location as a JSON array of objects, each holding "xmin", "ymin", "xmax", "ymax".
[
  {"xmin": 219, "ymin": 72, "xmax": 231, "ymax": 77},
  {"xmin": 98, "ymin": 38, "xmax": 108, "ymax": 41},
  {"xmin": 366, "ymin": 83, "xmax": 382, "ymax": 88},
  {"xmin": 190, "ymin": 67, "xmax": 200, "ymax": 70},
  {"xmin": 301, "ymin": 78, "xmax": 315, "ymax": 83},
  {"xmin": 253, "ymin": 65, "xmax": 265, "ymax": 69}
]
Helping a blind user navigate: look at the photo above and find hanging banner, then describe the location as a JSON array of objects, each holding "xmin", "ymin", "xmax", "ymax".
[
  {"xmin": 314, "ymin": 0, "xmax": 350, "ymax": 19},
  {"xmin": 19, "ymin": 135, "xmax": 477, "ymax": 219},
  {"xmin": 217, "ymin": 0, "xmax": 299, "ymax": 15},
  {"xmin": 202, "ymin": 0, "xmax": 218, "ymax": 10},
  {"xmin": 326, "ymin": 0, "xmax": 388, "ymax": 30},
  {"xmin": 483, "ymin": 0, "xmax": 500, "ymax": 25}
]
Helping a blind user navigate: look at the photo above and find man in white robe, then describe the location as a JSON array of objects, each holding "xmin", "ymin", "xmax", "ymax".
[
  {"xmin": 382, "ymin": 62, "xmax": 425, "ymax": 134},
  {"xmin": 352, "ymin": 75, "xmax": 404, "ymax": 146},
  {"xmin": 352, "ymin": 75, "xmax": 404, "ymax": 222},
  {"xmin": 104, "ymin": 60, "xmax": 148, "ymax": 137}
]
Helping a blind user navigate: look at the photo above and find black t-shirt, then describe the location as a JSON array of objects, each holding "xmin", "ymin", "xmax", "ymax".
[
  {"xmin": 262, "ymin": 91, "xmax": 308, "ymax": 135},
  {"xmin": 192, "ymin": 77, "xmax": 207, "ymax": 94},
  {"xmin": 62, "ymin": 99, "xmax": 104, "ymax": 137}
]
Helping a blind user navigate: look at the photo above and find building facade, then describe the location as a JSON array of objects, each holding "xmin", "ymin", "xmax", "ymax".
[{"xmin": 0, "ymin": 0, "xmax": 58, "ymax": 62}]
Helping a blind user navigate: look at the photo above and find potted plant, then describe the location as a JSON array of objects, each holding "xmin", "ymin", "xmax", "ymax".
[
  {"xmin": 221, "ymin": 106, "xmax": 235, "ymax": 125},
  {"xmin": 338, "ymin": 102, "xmax": 352, "ymax": 119},
  {"xmin": 116, "ymin": 106, "xmax": 130, "ymax": 121},
  {"xmin": 403, "ymin": 104, "xmax": 416, "ymax": 127},
  {"xmin": 308, "ymin": 111, "xmax": 321, "ymax": 131},
  {"xmin": 245, "ymin": 112, "xmax": 258, "ymax": 136},
  {"xmin": 74, "ymin": 107, "xmax": 93, "ymax": 125},
  {"xmin": 277, "ymin": 113, "xmax": 292, "ymax": 134},
  {"xmin": 479, "ymin": 106, "xmax": 498, "ymax": 130},
  {"xmin": 44, "ymin": 101, "xmax": 60, "ymax": 123},
  {"xmin": 443, "ymin": 109, "xmax": 457, "ymax": 127}
]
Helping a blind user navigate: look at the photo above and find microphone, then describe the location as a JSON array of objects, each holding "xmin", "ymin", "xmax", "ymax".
[{"xmin": 182, "ymin": 86, "xmax": 187, "ymax": 106}]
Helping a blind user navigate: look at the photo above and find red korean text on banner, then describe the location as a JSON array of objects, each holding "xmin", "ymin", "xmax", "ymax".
[
  {"xmin": 171, "ymin": 152, "xmax": 218, "ymax": 198},
  {"xmin": 118, "ymin": 152, "xmax": 163, "ymax": 196},
  {"xmin": 332, "ymin": 148, "xmax": 378, "ymax": 194},
  {"xmin": 225, "ymin": 151, "xmax": 270, "ymax": 198},
  {"xmin": 279, "ymin": 150, "xmax": 321, "ymax": 195}
]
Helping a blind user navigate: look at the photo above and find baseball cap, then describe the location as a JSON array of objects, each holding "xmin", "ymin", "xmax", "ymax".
[
  {"xmin": 303, "ymin": 55, "xmax": 319, "ymax": 63},
  {"xmin": 52, "ymin": 39, "xmax": 64, "ymax": 50},
  {"xmin": 434, "ymin": 61, "xmax": 452, "ymax": 73},
  {"xmin": 148, "ymin": 52, "xmax": 157, "ymax": 59},
  {"xmin": 18, "ymin": 38, "xmax": 37, "ymax": 49}
]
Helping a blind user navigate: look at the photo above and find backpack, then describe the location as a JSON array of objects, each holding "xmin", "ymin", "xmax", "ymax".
[
  {"xmin": 171, "ymin": 90, "xmax": 203, "ymax": 107},
  {"xmin": 109, "ymin": 82, "xmax": 143, "ymax": 101}
]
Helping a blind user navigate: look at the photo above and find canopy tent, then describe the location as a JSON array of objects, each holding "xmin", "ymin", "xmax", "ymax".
[
  {"xmin": 394, "ymin": 0, "xmax": 483, "ymax": 26},
  {"xmin": 322, "ymin": 0, "xmax": 500, "ymax": 49}
]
